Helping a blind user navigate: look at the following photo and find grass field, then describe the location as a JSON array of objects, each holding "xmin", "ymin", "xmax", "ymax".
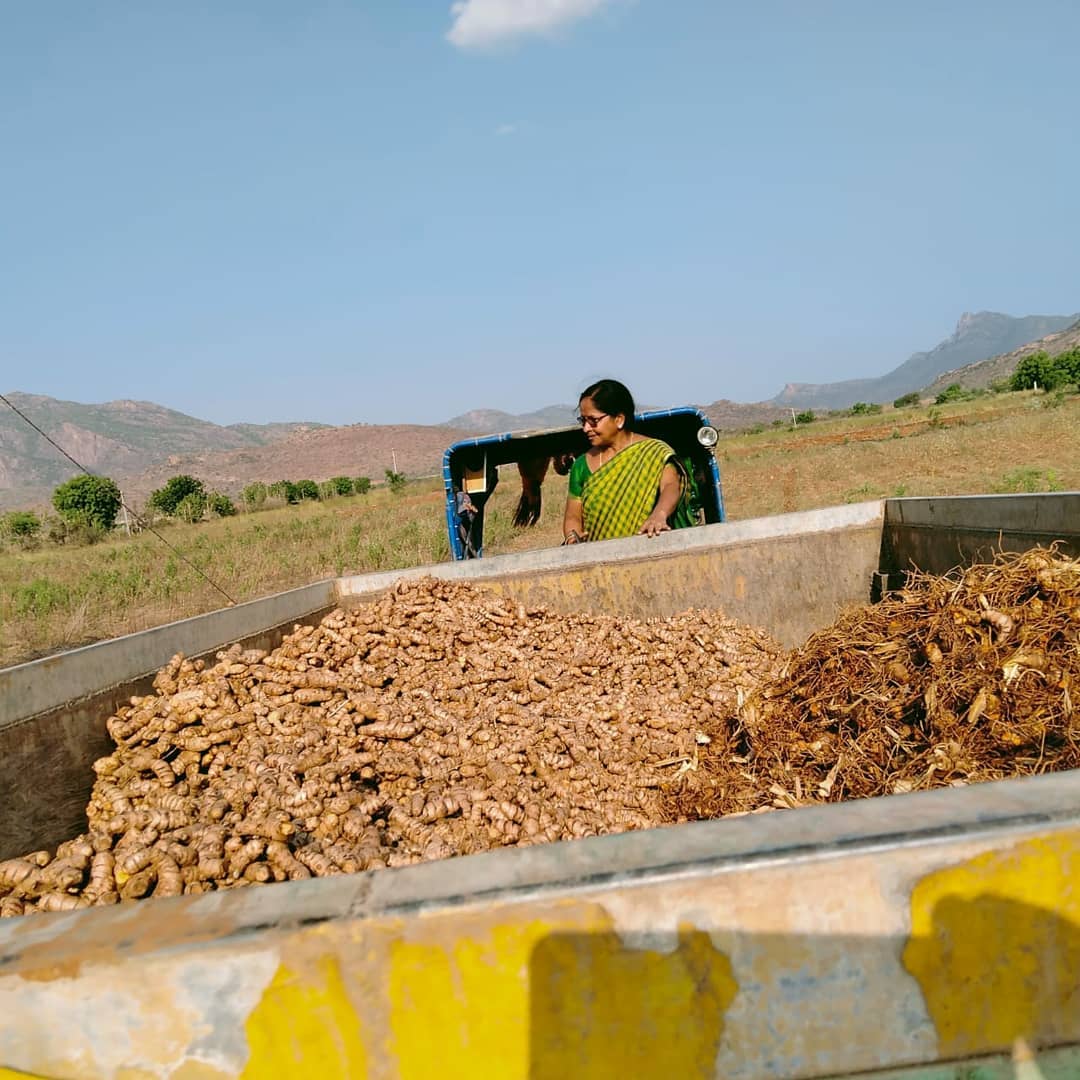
[{"xmin": 2, "ymin": 390, "xmax": 1077, "ymax": 668}]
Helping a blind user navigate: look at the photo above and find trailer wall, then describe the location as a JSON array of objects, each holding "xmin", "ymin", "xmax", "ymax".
[{"xmin": 2, "ymin": 773, "xmax": 1080, "ymax": 1078}]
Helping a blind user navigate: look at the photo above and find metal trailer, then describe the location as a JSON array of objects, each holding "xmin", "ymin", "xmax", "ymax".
[
  {"xmin": 0, "ymin": 493, "xmax": 1078, "ymax": 1080},
  {"xmin": 442, "ymin": 407, "xmax": 725, "ymax": 559}
]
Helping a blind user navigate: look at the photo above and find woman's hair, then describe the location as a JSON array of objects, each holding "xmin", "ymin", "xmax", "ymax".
[{"xmin": 579, "ymin": 379, "xmax": 636, "ymax": 430}]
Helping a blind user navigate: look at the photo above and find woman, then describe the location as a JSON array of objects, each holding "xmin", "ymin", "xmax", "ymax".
[{"xmin": 562, "ymin": 379, "xmax": 693, "ymax": 544}]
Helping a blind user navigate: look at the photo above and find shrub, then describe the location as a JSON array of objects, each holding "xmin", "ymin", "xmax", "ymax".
[
  {"xmin": 771, "ymin": 419, "xmax": 785, "ymax": 428},
  {"xmin": 893, "ymin": 392, "xmax": 921, "ymax": 409},
  {"xmin": 1, "ymin": 510, "xmax": 42, "ymax": 541},
  {"xmin": 329, "ymin": 476, "xmax": 354, "ymax": 496},
  {"xmin": 175, "ymin": 491, "xmax": 207, "ymax": 523},
  {"xmin": 934, "ymin": 383, "xmax": 971, "ymax": 405},
  {"xmin": 207, "ymin": 492, "xmax": 237, "ymax": 517},
  {"xmin": 150, "ymin": 475, "xmax": 205, "ymax": 516},
  {"xmin": 793, "ymin": 410, "xmax": 815, "ymax": 425},
  {"xmin": 354, "ymin": 477, "xmax": 372, "ymax": 494},
  {"xmin": 52, "ymin": 475, "xmax": 122, "ymax": 530},
  {"xmin": 850, "ymin": 402, "xmax": 882, "ymax": 415},
  {"xmin": 294, "ymin": 479, "xmax": 320, "ymax": 501},
  {"xmin": 242, "ymin": 482, "xmax": 268, "ymax": 508},
  {"xmin": 995, "ymin": 468, "xmax": 1064, "ymax": 494},
  {"xmin": 268, "ymin": 480, "xmax": 302, "ymax": 504},
  {"xmin": 14, "ymin": 577, "xmax": 71, "ymax": 617},
  {"xmin": 385, "ymin": 469, "xmax": 407, "ymax": 494},
  {"xmin": 748, "ymin": 423, "xmax": 765, "ymax": 435}
]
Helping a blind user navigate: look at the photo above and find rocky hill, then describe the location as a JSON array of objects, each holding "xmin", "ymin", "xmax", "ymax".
[
  {"xmin": 0, "ymin": 393, "xmax": 326, "ymax": 508},
  {"xmin": 771, "ymin": 312, "xmax": 1079, "ymax": 410},
  {"xmin": 924, "ymin": 318, "xmax": 1080, "ymax": 398},
  {"xmin": 444, "ymin": 406, "xmax": 578, "ymax": 432},
  {"xmin": 120, "ymin": 423, "xmax": 468, "ymax": 506}
]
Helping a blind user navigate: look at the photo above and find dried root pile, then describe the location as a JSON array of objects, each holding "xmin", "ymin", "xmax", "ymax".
[
  {"xmin": 0, "ymin": 578, "xmax": 780, "ymax": 916},
  {"xmin": 674, "ymin": 548, "xmax": 1080, "ymax": 819}
]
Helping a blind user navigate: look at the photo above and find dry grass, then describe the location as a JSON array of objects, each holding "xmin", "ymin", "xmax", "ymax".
[{"xmin": 2, "ymin": 391, "xmax": 1077, "ymax": 668}]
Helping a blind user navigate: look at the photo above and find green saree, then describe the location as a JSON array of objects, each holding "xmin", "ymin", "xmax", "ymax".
[{"xmin": 579, "ymin": 438, "xmax": 695, "ymax": 542}]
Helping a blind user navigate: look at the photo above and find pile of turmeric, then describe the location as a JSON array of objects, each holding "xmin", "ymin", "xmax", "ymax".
[{"xmin": 1, "ymin": 577, "xmax": 781, "ymax": 916}]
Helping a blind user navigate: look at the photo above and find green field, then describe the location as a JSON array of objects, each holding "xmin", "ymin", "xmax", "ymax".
[{"xmin": 2, "ymin": 390, "xmax": 1077, "ymax": 668}]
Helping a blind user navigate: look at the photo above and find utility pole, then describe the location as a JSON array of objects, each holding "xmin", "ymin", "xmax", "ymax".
[
  {"xmin": 120, "ymin": 493, "xmax": 131, "ymax": 536},
  {"xmin": 392, "ymin": 449, "xmax": 398, "ymax": 473},
  {"xmin": 790, "ymin": 408, "xmax": 798, "ymax": 428}
]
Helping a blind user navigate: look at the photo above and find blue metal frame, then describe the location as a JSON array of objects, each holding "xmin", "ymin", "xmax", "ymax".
[{"xmin": 443, "ymin": 407, "xmax": 724, "ymax": 560}]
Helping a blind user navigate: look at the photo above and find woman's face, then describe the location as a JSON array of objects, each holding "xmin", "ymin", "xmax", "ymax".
[{"xmin": 578, "ymin": 396, "xmax": 623, "ymax": 449}]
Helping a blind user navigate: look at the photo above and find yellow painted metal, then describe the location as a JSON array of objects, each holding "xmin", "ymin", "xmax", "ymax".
[
  {"xmin": 241, "ymin": 954, "xmax": 370, "ymax": 1078},
  {"xmin": 904, "ymin": 831, "xmax": 1080, "ymax": 1059}
]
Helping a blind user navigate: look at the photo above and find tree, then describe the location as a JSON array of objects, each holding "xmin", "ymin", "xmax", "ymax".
[
  {"xmin": 150, "ymin": 475, "xmax": 205, "ymax": 516},
  {"xmin": 268, "ymin": 480, "xmax": 298, "ymax": 504},
  {"xmin": 1010, "ymin": 351, "xmax": 1056, "ymax": 391},
  {"xmin": 793, "ymin": 410, "xmax": 815, "ymax": 425},
  {"xmin": 294, "ymin": 479, "xmax": 320, "ymax": 501},
  {"xmin": 385, "ymin": 468, "xmax": 407, "ymax": 494},
  {"xmin": 1052, "ymin": 347, "xmax": 1080, "ymax": 386},
  {"xmin": 52, "ymin": 475, "xmax": 122, "ymax": 530},
  {"xmin": 1, "ymin": 511, "xmax": 41, "ymax": 542},
  {"xmin": 329, "ymin": 476, "xmax": 354, "ymax": 496},
  {"xmin": 893, "ymin": 392, "xmax": 921, "ymax": 409},
  {"xmin": 354, "ymin": 476, "xmax": 372, "ymax": 495},
  {"xmin": 175, "ymin": 491, "xmax": 207, "ymax": 523},
  {"xmin": 242, "ymin": 482, "xmax": 268, "ymax": 508},
  {"xmin": 850, "ymin": 402, "xmax": 882, "ymax": 415},
  {"xmin": 207, "ymin": 492, "xmax": 237, "ymax": 517}
]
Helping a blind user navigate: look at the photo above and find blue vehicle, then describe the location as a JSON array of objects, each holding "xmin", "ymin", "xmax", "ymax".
[{"xmin": 442, "ymin": 406, "xmax": 725, "ymax": 559}]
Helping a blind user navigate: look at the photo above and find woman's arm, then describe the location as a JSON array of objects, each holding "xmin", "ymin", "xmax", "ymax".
[
  {"xmin": 639, "ymin": 463, "xmax": 681, "ymax": 537},
  {"xmin": 563, "ymin": 496, "xmax": 586, "ymax": 543}
]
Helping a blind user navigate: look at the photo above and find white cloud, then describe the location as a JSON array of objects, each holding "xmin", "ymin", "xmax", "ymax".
[
  {"xmin": 495, "ymin": 122, "xmax": 518, "ymax": 136},
  {"xmin": 447, "ymin": 0, "xmax": 613, "ymax": 49}
]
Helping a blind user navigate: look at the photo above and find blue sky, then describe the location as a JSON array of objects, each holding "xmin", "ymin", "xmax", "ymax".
[{"xmin": 2, "ymin": 1, "xmax": 1078, "ymax": 426}]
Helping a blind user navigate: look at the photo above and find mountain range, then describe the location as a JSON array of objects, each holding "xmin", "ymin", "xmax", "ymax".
[
  {"xmin": 769, "ymin": 312, "xmax": 1079, "ymax": 411},
  {"xmin": 2, "ymin": 309, "xmax": 1075, "ymax": 509}
]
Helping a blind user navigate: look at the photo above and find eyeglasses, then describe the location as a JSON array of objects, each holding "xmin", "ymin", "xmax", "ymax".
[{"xmin": 576, "ymin": 413, "xmax": 609, "ymax": 428}]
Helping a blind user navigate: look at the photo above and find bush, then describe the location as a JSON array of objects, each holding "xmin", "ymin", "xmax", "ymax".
[
  {"xmin": 207, "ymin": 492, "xmax": 237, "ymax": 517},
  {"xmin": 385, "ymin": 469, "xmax": 407, "ymax": 494},
  {"xmin": 771, "ymin": 419, "xmax": 785, "ymax": 428},
  {"xmin": 934, "ymin": 383, "xmax": 971, "ymax": 405},
  {"xmin": 793, "ymin": 410, "xmax": 815, "ymax": 425},
  {"xmin": 995, "ymin": 468, "xmax": 1064, "ymax": 494},
  {"xmin": 242, "ymin": 482, "xmax": 268, "ymax": 509},
  {"xmin": 354, "ymin": 477, "xmax": 372, "ymax": 495},
  {"xmin": 268, "ymin": 480, "xmax": 299, "ymax": 504},
  {"xmin": 1, "ymin": 510, "xmax": 42, "ymax": 541},
  {"xmin": 52, "ymin": 474, "xmax": 122, "ymax": 530},
  {"xmin": 893, "ymin": 392, "xmax": 921, "ymax": 409},
  {"xmin": 150, "ymin": 475, "xmax": 205, "ymax": 516},
  {"xmin": 1009, "ymin": 350, "xmax": 1080, "ymax": 392},
  {"xmin": 175, "ymin": 491, "xmax": 207, "ymax": 523},
  {"xmin": 329, "ymin": 476, "xmax": 354, "ymax": 496},
  {"xmin": 850, "ymin": 402, "xmax": 882, "ymax": 415},
  {"xmin": 294, "ymin": 479, "xmax": 320, "ymax": 501},
  {"xmin": 989, "ymin": 378, "xmax": 1012, "ymax": 394}
]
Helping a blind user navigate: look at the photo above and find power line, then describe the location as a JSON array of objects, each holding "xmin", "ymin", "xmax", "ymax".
[{"xmin": 0, "ymin": 391, "xmax": 237, "ymax": 606}]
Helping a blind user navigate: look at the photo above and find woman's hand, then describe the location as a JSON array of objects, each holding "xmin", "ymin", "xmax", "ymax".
[{"xmin": 639, "ymin": 511, "xmax": 671, "ymax": 538}]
